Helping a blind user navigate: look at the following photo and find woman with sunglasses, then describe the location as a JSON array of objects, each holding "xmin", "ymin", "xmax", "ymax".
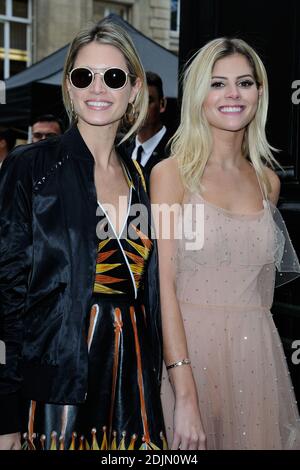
[{"xmin": 0, "ymin": 19, "xmax": 165, "ymax": 450}]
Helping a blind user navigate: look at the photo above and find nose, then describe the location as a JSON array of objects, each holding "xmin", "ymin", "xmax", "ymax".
[
  {"xmin": 225, "ymin": 83, "xmax": 241, "ymax": 100},
  {"xmin": 90, "ymin": 73, "xmax": 106, "ymax": 93}
]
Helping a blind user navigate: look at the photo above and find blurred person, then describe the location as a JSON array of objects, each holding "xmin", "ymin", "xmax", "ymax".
[
  {"xmin": 127, "ymin": 71, "xmax": 172, "ymax": 182},
  {"xmin": 0, "ymin": 19, "xmax": 165, "ymax": 451},
  {"xmin": 31, "ymin": 114, "xmax": 63, "ymax": 142}
]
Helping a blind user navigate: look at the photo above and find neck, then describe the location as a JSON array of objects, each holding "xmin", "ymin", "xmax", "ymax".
[
  {"xmin": 209, "ymin": 128, "xmax": 246, "ymax": 169},
  {"xmin": 137, "ymin": 123, "xmax": 163, "ymax": 144},
  {"xmin": 77, "ymin": 120, "xmax": 118, "ymax": 170}
]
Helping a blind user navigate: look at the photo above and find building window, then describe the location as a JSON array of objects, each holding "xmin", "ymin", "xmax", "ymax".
[
  {"xmin": 0, "ymin": 0, "xmax": 31, "ymax": 80},
  {"xmin": 93, "ymin": 1, "xmax": 132, "ymax": 22},
  {"xmin": 170, "ymin": 0, "xmax": 180, "ymax": 32}
]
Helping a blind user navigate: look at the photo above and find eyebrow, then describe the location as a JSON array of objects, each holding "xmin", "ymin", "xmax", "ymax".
[{"xmin": 211, "ymin": 74, "xmax": 254, "ymax": 80}]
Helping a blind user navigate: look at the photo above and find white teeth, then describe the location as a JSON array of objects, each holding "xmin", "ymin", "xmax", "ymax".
[
  {"xmin": 87, "ymin": 101, "xmax": 110, "ymax": 107},
  {"xmin": 220, "ymin": 106, "xmax": 243, "ymax": 113}
]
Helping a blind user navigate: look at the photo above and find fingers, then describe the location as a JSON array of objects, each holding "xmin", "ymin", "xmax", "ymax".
[
  {"xmin": 198, "ymin": 432, "xmax": 207, "ymax": 450},
  {"xmin": 171, "ymin": 433, "xmax": 181, "ymax": 450},
  {"xmin": 0, "ymin": 438, "xmax": 20, "ymax": 450},
  {"xmin": 171, "ymin": 432, "xmax": 191, "ymax": 450},
  {"xmin": 188, "ymin": 437, "xmax": 198, "ymax": 450},
  {"xmin": 0, "ymin": 433, "xmax": 21, "ymax": 450},
  {"xmin": 171, "ymin": 432, "xmax": 207, "ymax": 450},
  {"xmin": 12, "ymin": 439, "xmax": 22, "ymax": 450},
  {"xmin": 187, "ymin": 434, "xmax": 203, "ymax": 450},
  {"xmin": 179, "ymin": 437, "xmax": 189, "ymax": 450}
]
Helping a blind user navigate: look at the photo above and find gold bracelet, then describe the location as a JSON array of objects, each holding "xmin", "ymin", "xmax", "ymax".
[{"xmin": 166, "ymin": 358, "xmax": 191, "ymax": 370}]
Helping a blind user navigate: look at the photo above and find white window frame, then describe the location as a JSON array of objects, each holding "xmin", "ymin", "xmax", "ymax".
[
  {"xmin": 93, "ymin": 0, "xmax": 132, "ymax": 22},
  {"xmin": 0, "ymin": 0, "xmax": 32, "ymax": 79}
]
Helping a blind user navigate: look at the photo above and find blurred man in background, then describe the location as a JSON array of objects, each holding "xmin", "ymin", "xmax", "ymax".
[
  {"xmin": 31, "ymin": 114, "xmax": 63, "ymax": 142},
  {"xmin": 130, "ymin": 71, "xmax": 172, "ymax": 178}
]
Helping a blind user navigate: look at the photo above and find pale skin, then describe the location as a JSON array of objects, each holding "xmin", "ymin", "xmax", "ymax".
[
  {"xmin": 150, "ymin": 53, "xmax": 280, "ymax": 450},
  {"xmin": 0, "ymin": 41, "xmax": 141, "ymax": 450}
]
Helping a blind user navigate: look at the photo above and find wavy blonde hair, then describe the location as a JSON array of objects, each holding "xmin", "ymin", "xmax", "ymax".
[
  {"xmin": 171, "ymin": 37, "xmax": 279, "ymax": 194},
  {"xmin": 62, "ymin": 18, "xmax": 148, "ymax": 143}
]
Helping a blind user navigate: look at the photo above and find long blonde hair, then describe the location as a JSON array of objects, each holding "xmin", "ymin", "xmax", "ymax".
[
  {"xmin": 62, "ymin": 18, "xmax": 148, "ymax": 143},
  {"xmin": 171, "ymin": 37, "xmax": 279, "ymax": 194}
]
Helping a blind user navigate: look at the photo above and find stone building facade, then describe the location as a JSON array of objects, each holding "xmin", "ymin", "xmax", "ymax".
[{"xmin": 0, "ymin": 0, "xmax": 179, "ymax": 80}]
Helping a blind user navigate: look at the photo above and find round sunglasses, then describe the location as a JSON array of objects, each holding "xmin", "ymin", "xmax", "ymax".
[{"xmin": 69, "ymin": 66, "xmax": 134, "ymax": 90}]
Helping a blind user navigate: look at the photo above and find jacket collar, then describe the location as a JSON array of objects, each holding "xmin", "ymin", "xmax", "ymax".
[
  {"xmin": 61, "ymin": 125, "xmax": 94, "ymax": 162},
  {"xmin": 61, "ymin": 125, "xmax": 140, "ymax": 191}
]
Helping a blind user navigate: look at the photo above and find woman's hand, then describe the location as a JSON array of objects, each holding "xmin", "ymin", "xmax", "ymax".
[
  {"xmin": 172, "ymin": 396, "xmax": 206, "ymax": 450},
  {"xmin": 0, "ymin": 433, "xmax": 21, "ymax": 450}
]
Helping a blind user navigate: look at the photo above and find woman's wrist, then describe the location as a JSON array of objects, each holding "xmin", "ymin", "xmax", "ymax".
[
  {"xmin": 167, "ymin": 363, "xmax": 198, "ymax": 399},
  {"xmin": 166, "ymin": 358, "xmax": 191, "ymax": 370}
]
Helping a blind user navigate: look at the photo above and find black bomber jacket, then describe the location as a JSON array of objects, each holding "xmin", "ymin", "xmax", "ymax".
[{"xmin": 0, "ymin": 126, "xmax": 162, "ymax": 434}]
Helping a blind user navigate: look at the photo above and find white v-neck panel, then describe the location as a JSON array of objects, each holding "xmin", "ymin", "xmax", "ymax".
[
  {"xmin": 97, "ymin": 186, "xmax": 132, "ymax": 239},
  {"xmin": 97, "ymin": 187, "xmax": 137, "ymax": 299}
]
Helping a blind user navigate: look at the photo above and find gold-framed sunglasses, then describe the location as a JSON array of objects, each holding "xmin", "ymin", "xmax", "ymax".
[{"xmin": 69, "ymin": 66, "xmax": 134, "ymax": 90}]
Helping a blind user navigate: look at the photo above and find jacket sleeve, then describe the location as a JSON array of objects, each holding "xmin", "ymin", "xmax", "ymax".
[
  {"xmin": 144, "ymin": 240, "xmax": 163, "ymax": 385},
  {"xmin": 0, "ymin": 149, "xmax": 33, "ymax": 434},
  {"xmin": 136, "ymin": 173, "xmax": 163, "ymax": 385}
]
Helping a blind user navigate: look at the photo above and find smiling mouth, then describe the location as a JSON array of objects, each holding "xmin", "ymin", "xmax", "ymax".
[
  {"xmin": 86, "ymin": 101, "xmax": 112, "ymax": 108},
  {"xmin": 218, "ymin": 106, "xmax": 245, "ymax": 113}
]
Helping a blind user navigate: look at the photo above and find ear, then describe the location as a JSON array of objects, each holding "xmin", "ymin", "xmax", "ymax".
[
  {"xmin": 129, "ymin": 76, "xmax": 142, "ymax": 104},
  {"xmin": 160, "ymin": 97, "xmax": 167, "ymax": 114},
  {"xmin": 258, "ymin": 85, "xmax": 263, "ymax": 97}
]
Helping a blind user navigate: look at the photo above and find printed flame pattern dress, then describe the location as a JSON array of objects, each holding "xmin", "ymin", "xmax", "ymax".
[{"xmin": 21, "ymin": 164, "xmax": 166, "ymax": 450}]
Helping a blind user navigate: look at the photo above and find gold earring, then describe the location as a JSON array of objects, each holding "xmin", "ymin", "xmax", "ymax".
[
  {"xmin": 125, "ymin": 102, "xmax": 136, "ymax": 125},
  {"xmin": 70, "ymin": 99, "xmax": 77, "ymax": 120}
]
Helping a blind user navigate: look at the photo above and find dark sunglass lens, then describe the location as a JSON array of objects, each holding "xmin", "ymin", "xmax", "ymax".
[
  {"xmin": 104, "ymin": 68, "xmax": 127, "ymax": 89},
  {"xmin": 71, "ymin": 68, "xmax": 93, "ymax": 88}
]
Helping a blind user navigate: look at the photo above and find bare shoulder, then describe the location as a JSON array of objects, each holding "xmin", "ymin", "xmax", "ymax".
[
  {"xmin": 150, "ymin": 156, "xmax": 184, "ymax": 204},
  {"xmin": 151, "ymin": 156, "xmax": 181, "ymax": 183},
  {"xmin": 264, "ymin": 166, "xmax": 281, "ymax": 205}
]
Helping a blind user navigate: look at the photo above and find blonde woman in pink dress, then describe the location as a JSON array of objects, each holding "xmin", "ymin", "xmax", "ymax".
[{"xmin": 150, "ymin": 37, "xmax": 300, "ymax": 450}]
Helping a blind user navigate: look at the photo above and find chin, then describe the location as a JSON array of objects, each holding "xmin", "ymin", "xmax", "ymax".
[
  {"xmin": 79, "ymin": 114, "xmax": 121, "ymax": 128},
  {"xmin": 222, "ymin": 126, "xmax": 247, "ymax": 133},
  {"xmin": 215, "ymin": 120, "xmax": 249, "ymax": 132},
  {"xmin": 79, "ymin": 118, "xmax": 106, "ymax": 127}
]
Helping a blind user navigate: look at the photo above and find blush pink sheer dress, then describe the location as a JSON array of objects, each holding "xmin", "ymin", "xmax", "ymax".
[{"xmin": 160, "ymin": 189, "xmax": 300, "ymax": 450}]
